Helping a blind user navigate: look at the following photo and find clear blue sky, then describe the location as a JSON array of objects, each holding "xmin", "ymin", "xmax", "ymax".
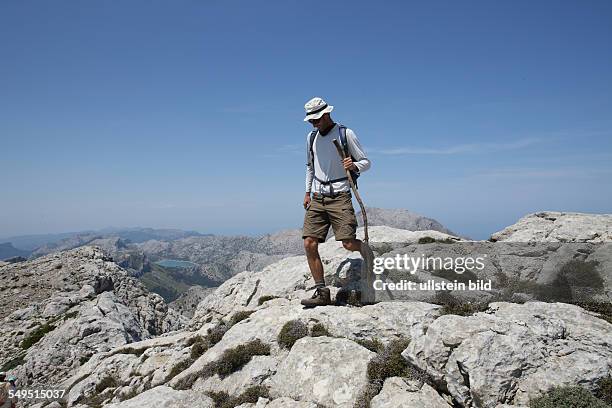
[{"xmin": 1, "ymin": 0, "xmax": 611, "ymax": 240}]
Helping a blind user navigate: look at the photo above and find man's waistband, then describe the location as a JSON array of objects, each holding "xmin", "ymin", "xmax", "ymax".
[{"xmin": 312, "ymin": 191, "xmax": 351, "ymax": 200}]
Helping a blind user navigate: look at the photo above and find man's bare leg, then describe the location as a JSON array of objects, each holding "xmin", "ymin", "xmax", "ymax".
[
  {"xmin": 341, "ymin": 238, "xmax": 362, "ymax": 252},
  {"xmin": 304, "ymin": 237, "xmax": 324, "ymax": 284},
  {"xmin": 301, "ymin": 237, "xmax": 332, "ymax": 307}
]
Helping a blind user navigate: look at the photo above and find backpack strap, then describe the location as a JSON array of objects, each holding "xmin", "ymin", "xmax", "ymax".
[
  {"xmin": 308, "ymin": 129, "xmax": 318, "ymax": 166},
  {"xmin": 338, "ymin": 124, "xmax": 360, "ymax": 188},
  {"xmin": 338, "ymin": 125, "xmax": 350, "ymax": 158}
]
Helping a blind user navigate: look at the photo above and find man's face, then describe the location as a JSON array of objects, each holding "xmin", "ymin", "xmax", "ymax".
[{"xmin": 308, "ymin": 113, "xmax": 330, "ymax": 129}]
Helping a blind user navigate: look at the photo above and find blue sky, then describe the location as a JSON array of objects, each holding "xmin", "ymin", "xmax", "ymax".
[{"xmin": 1, "ymin": 0, "xmax": 611, "ymax": 240}]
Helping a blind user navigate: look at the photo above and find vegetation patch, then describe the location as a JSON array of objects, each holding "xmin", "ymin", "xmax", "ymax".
[
  {"xmin": 21, "ymin": 323, "xmax": 56, "ymax": 349},
  {"xmin": 356, "ymin": 338, "xmax": 384, "ymax": 353},
  {"xmin": 206, "ymin": 386, "xmax": 270, "ymax": 408},
  {"xmin": 432, "ymin": 291, "xmax": 490, "ymax": 316},
  {"xmin": 1, "ymin": 354, "xmax": 26, "ymax": 371},
  {"xmin": 418, "ymin": 237, "xmax": 456, "ymax": 244},
  {"xmin": 167, "ymin": 358, "xmax": 195, "ymax": 382},
  {"xmin": 229, "ymin": 310, "xmax": 255, "ymax": 326},
  {"xmin": 79, "ymin": 355, "xmax": 92, "ymax": 365},
  {"xmin": 258, "ymin": 295, "xmax": 280, "ymax": 305},
  {"xmin": 63, "ymin": 310, "xmax": 79, "ymax": 320},
  {"xmin": 530, "ymin": 386, "xmax": 609, "ymax": 408},
  {"xmin": 204, "ymin": 339, "xmax": 271, "ymax": 378},
  {"xmin": 310, "ymin": 322, "xmax": 331, "ymax": 337},
  {"xmin": 278, "ymin": 320, "xmax": 308, "ymax": 349},
  {"xmin": 95, "ymin": 375, "xmax": 118, "ymax": 394},
  {"xmin": 594, "ymin": 376, "xmax": 612, "ymax": 405},
  {"xmin": 356, "ymin": 338, "xmax": 429, "ymax": 408}
]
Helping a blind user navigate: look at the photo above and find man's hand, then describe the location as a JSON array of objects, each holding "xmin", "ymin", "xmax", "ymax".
[
  {"xmin": 303, "ymin": 193, "xmax": 311, "ymax": 210},
  {"xmin": 343, "ymin": 157, "xmax": 358, "ymax": 172}
]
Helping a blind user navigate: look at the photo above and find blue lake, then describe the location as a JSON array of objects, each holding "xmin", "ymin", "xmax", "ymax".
[{"xmin": 155, "ymin": 259, "xmax": 198, "ymax": 268}]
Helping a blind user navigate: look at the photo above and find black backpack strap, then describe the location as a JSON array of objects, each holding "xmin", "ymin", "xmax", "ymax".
[
  {"xmin": 307, "ymin": 130, "xmax": 318, "ymax": 165},
  {"xmin": 338, "ymin": 125, "xmax": 350, "ymax": 158},
  {"xmin": 338, "ymin": 124, "xmax": 360, "ymax": 188}
]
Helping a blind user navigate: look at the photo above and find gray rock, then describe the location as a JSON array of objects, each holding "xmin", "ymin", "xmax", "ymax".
[
  {"xmin": 403, "ymin": 302, "xmax": 612, "ymax": 407},
  {"xmin": 104, "ymin": 385, "xmax": 214, "ymax": 408},
  {"xmin": 490, "ymin": 211, "xmax": 612, "ymax": 243},
  {"xmin": 269, "ymin": 336, "xmax": 375, "ymax": 408},
  {"xmin": 370, "ymin": 377, "xmax": 451, "ymax": 408}
]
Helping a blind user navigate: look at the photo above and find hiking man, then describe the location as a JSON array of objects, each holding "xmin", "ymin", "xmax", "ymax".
[
  {"xmin": 301, "ymin": 97, "xmax": 371, "ymax": 307},
  {"xmin": 0, "ymin": 372, "xmax": 12, "ymax": 408}
]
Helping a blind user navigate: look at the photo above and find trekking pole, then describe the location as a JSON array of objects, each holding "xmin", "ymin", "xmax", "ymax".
[{"xmin": 332, "ymin": 139, "xmax": 369, "ymax": 242}]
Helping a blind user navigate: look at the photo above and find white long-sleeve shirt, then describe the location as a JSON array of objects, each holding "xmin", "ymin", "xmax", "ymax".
[{"xmin": 305, "ymin": 124, "xmax": 371, "ymax": 194}]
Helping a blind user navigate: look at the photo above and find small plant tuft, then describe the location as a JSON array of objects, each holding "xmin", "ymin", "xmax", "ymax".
[
  {"xmin": 278, "ymin": 320, "xmax": 308, "ymax": 349},
  {"xmin": 310, "ymin": 322, "xmax": 331, "ymax": 337},
  {"xmin": 258, "ymin": 295, "xmax": 279, "ymax": 305},
  {"xmin": 205, "ymin": 339, "xmax": 271, "ymax": 378},
  {"xmin": 95, "ymin": 375, "xmax": 118, "ymax": 394},
  {"xmin": 594, "ymin": 376, "xmax": 612, "ymax": 405},
  {"xmin": 530, "ymin": 386, "xmax": 609, "ymax": 408},
  {"xmin": 229, "ymin": 310, "xmax": 255, "ymax": 326},
  {"xmin": 356, "ymin": 338, "xmax": 384, "ymax": 353},
  {"xmin": 206, "ymin": 386, "xmax": 270, "ymax": 408},
  {"xmin": 21, "ymin": 323, "xmax": 56, "ymax": 349}
]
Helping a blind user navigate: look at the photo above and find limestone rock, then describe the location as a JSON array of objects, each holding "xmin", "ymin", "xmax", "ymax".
[
  {"xmin": 490, "ymin": 211, "xmax": 612, "ymax": 243},
  {"xmin": 370, "ymin": 377, "xmax": 451, "ymax": 408},
  {"xmin": 104, "ymin": 385, "xmax": 214, "ymax": 407},
  {"xmin": 403, "ymin": 302, "xmax": 612, "ymax": 407},
  {"xmin": 269, "ymin": 336, "xmax": 375, "ymax": 408}
]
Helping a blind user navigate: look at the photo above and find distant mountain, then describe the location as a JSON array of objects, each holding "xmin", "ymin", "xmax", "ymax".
[
  {"xmin": 357, "ymin": 207, "xmax": 456, "ymax": 236},
  {"xmin": 0, "ymin": 242, "xmax": 31, "ymax": 260},
  {"xmin": 22, "ymin": 227, "xmax": 206, "ymax": 259}
]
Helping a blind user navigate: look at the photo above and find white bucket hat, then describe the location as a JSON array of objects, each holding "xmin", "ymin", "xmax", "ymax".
[{"xmin": 304, "ymin": 97, "xmax": 334, "ymax": 122}]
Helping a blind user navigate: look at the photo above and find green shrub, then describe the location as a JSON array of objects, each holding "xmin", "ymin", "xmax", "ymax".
[
  {"xmin": 258, "ymin": 295, "xmax": 279, "ymax": 305},
  {"xmin": 21, "ymin": 323, "xmax": 56, "ymax": 349},
  {"xmin": 356, "ymin": 338, "xmax": 384, "ymax": 353},
  {"xmin": 1, "ymin": 354, "xmax": 25, "ymax": 371},
  {"xmin": 95, "ymin": 375, "xmax": 118, "ymax": 393},
  {"xmin": 432, "ymin": 291, "xmax": 490, "ymax": 316},
  {"xmin": 167, "ymin": 358, "xmax": 194, "ymax": 382},
  {"xmin": 366, "ymin": 338, "xmax": 412, "ymax": 384},
  {"xmin": 230, "ymin": 310, "xmax": 255, "ymax": 326},
  {"xmin": 206, "ymin": 339, "xmax": 271, "ymax": 378},
  {"xmin": 79, "ymin": 355, "xmax": 92, "ymax": 365},
  {"xmin": 310, "ymin": 322, "xmax": 331, "ymax": 337},
  {"xmin": 190, "ymin": 336, "xmax": 209, "ymax": 360},
  {"xmin": 530, "ymin": 386, "xmax": 609, "ymax": 408},
  {"xmin": 207, "ymin": 322, "xmax": 230, "ymax": 346},
  {"xmin": 594, "ymin": 376, "xmax": 612, "ymax": 405},
  {"xmin": 63, "ymin": 310, "xmax": 79, "ymax": 320},
  {"xmin": 206, "ymin": 386, "xmax": 269, "ymax": 408},
  {"xmin": 278, "ymin": 320, "xmax": 308, "ymax": 349},
  {"xmin": 418, "ymin": 237, "xmax": 456, "ymax": 244}
]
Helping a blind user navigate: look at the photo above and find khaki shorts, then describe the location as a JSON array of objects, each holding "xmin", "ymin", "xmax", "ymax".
[{"xmin": 302, "ymin": 191, "xmax": 358, "ymax": 242}]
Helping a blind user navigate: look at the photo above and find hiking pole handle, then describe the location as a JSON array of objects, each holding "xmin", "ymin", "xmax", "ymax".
[{"xmin": 332, "ymin": 139, "xmax": 369, "ymax": 242}]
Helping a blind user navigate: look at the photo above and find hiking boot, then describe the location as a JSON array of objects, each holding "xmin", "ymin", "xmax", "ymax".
[{"xmin": 301, "ymin": 287, "xmax": 332, "ymax": 307}]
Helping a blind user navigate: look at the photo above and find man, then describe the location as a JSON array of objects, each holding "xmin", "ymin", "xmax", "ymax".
[
  {"xmin": 301, "ymin": 97, "xmax": 371, "ymax": 307},
  {"xmin": 0, "ymin": 372, "xmax": 11, "ymax": 408}
]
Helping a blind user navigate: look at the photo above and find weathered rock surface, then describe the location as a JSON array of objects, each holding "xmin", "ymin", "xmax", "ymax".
[
  {"xmin": 104, "ymin": 385, "xmax": 214, "ymax": 407},
  {"xmin": 269, "ymin": 336, "xmax": 375, "ymax": 407},
  {"xmin": 370, "ymin": 377, "xmax": 451, "ymax": 408},
  {"xmin": 403, "ymin": 302, "xmax": 612, "ymax": 407},
  {"xmin": 0, "ymin": 246, "xmax": 186, "ymax": 393},
  {"xmin": 491, "ymin": 211, "xmax": 612, "ymax": 243}
]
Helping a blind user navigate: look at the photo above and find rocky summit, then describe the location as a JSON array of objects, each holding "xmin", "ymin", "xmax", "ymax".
[
  {"xmin": 1, "ymin": 212, "xmax": 611, "ymax": 408},
  {"xmin": 0, "ymin": 247, "xmax": 185, "ymax": 392}
]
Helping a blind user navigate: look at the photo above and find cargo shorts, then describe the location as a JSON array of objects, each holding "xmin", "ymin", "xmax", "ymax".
[{"xmin": 302, "ymin": 191, "xmax": 358, "ymax": 242}]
